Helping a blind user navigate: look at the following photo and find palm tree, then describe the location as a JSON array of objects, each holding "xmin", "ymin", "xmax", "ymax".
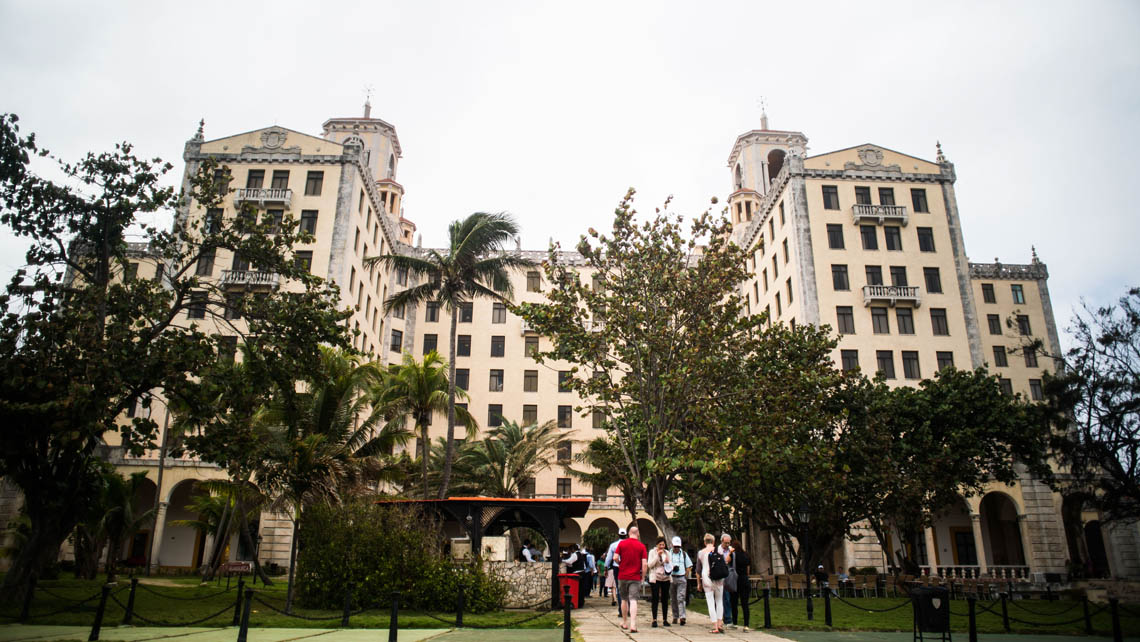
[
  {"xmin": 456, "ymin": 420, "xmax": 567, "ymax": 497},
  {"xmin": 364, "ymin": 212, "xmax": 535, "ymax": 498},
  {"xmin": 99, "ymin": 471, "xmax": 156, "ymax": 582},
  {"xmin": 372, "ymin": 350, "xmax": 476, "ymax": 498}
]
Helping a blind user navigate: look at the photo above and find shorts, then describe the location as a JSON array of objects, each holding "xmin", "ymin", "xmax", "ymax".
[{"xmin": 618, "ymin": 579, "xmax": 642, "ymax": 601}]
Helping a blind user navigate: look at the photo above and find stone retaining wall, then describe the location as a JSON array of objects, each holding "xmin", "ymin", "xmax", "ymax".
[{"xmin": 487, "ymin": 560, "xmax": 549, "ymax": 608}]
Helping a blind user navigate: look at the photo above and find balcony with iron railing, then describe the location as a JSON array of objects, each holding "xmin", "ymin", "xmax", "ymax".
[
  {"xmin": 221, "ymin": 270, "xmax": 280, "ymax": 288},
  {"xmin": 233, "ymin": 188, "xmax": 293, "ymax": 208},
  {"xmin": 852, "ymin": 203, "xmax": 908, "ymax": 226},
  {"xmin": 863, "ymin": 284, "xmax": 921, "ymax": 307}
]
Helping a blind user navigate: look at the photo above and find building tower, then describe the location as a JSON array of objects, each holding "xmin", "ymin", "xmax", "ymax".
[
  {"xmin": 725, "ymin": 110, "xmax": 807, "ymax": 243},
  {"xmin": 322, "ymin": 99, "xmax": 405, "ymax": 232}
]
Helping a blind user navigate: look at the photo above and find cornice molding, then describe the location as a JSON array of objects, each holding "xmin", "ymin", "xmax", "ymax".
[{"xmin": 969, "ymin": 261, "xmax": 1049, "ymax": 281}]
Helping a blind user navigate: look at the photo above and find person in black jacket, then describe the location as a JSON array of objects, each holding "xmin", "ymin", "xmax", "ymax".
[{"xmin": 729, "ymin": 539, "xmax": 752, "ymax": 631}]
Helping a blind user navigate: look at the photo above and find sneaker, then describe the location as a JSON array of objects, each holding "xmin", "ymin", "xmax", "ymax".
[
  {"xmin": 663, "ymin": 620, "xmax": 671, "ymax": 627},
  {"xmin": 680, "ymin": 618, "xmax": 686, "ymax": 626},
  {"xmin": 651, "ymin": 621, "xmax": 657, "ymax": 628},
  {"xmin": 742, "ymin": 626, "xmax": 751, "ymax": 632},
  {"xmin": 727, "ymin": 624, "xmax": 737, "ymax": 630}
]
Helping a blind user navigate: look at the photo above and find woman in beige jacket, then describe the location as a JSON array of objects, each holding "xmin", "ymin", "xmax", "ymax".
[{"xmin": 647, "ymin": 536, "xmax": 671, "ymax": 628}]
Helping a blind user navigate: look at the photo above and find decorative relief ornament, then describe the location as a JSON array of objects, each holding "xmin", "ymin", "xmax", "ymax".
[
  {"xmin": 857, "ymin": 147, "xmax": 884, "ymax": 166},
  {"xmin": 260, "ymin": 127, "xmax": 289, "ymax": 149}
]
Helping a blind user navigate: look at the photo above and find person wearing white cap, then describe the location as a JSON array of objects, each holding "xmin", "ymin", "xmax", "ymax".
[
  {"xmin": 668, "ymin": 535, "xmax": 693, "ymax": 625},
  {"xmin": 603, "ymin": 528, "xmax": 628, "ymax": 612}
]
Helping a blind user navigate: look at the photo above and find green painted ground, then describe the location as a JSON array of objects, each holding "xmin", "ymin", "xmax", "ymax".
[
  {"xmin": 773, "ymin": 632, "xmax": 1139, "ymax": 642},
  {"xmin": 0, "ymin": 625, "xmax": 563, "ymax": 642}
]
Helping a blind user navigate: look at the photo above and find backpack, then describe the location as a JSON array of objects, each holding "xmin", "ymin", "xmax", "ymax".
[{"xmin": 707, "ymin": 550, "xmax": 729, "ymax": 581}]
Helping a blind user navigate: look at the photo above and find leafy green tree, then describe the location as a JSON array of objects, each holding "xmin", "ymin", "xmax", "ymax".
[
  {"xmin": 364, "ymin": 213, "xmax": 535, "ymax": 498},
  {"xmin": 372, "ymin": 350, "xmax": 475, "ymax": 498},
  {"xmin": 517, "ymin": 190, "xmax": 757, "ymax": 539},
  {"xmin": 563, "ymin": 437, "xmax": 640, "ymax": 525},
  {"xmin": 0, "ymin": 114, "xmax": 348, "ymax": 600},
  {"xmin": 454, "ymin": 419, "xmax": 565, "ymax": 497},
  {"xmin": 98, "ymin": 471, "xmax": 156, "ymax": 582}
]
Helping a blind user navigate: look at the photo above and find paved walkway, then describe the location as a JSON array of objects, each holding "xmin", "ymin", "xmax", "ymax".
[
  {"xmin": 572, "ymin": 601, "xmax": 788, "ymax": 641},
  {"xmin": 0, "ymin": 625, "xmax": 562, "ymax": 642}
]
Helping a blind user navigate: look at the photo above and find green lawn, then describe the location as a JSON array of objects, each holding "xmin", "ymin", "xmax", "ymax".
[
  {"xmin": 682, "ymin": 592, "xmax": 1140, "ymax": 637},
  {"xmin": 0, "ymin": 576, "xmax": 562, "ymax": 630}
]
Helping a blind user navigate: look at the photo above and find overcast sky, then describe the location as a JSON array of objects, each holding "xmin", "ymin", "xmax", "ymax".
[{"xmin": 2, "ymin": 0, "xmax": 1137, "ymax": 346}]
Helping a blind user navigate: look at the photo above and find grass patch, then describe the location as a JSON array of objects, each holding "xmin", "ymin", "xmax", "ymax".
[
  {"xmin": 0, "ymin": 575, "xmax": 561, "ymax": 629},
  {"xmin": 684, "ymin": 592, "xmax": 1140, "ymax": 637}
]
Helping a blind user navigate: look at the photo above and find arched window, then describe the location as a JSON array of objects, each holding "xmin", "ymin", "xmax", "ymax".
[
  {"xmin": 767, "ymin": 149, "xmax": 786, "ymax": 181},
  {"xmin": 734, "ymin": 164, "xmax": 743, "ymax": 190},
  {"xmin": 388, "ymin": 154, "xmax": 395, "ymax": 178}
]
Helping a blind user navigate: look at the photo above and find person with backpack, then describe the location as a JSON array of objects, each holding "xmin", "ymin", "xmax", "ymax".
[
  {"xmin": 697, "ymin": 532, "xmax": 727, "ymax": 634},
  {"xmin": 604, "ymin": 528, "xmax": 627, "ymax": 613},
  {"xmin": 668, "ymin": 536, "xmax": 693, "ymax": 625},
  {"xmin": 718, "ymin": 533, "xmax": 735, "ymax": 629}
]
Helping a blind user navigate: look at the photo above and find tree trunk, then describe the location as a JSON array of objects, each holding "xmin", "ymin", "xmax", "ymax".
[
  {"xmin": 419, "ymin": 418, "xmax": 430, "ymax": 500},
  {"xmin": 233, "ymin": 493, "xmax": 273, "ymax": 585},
  {"xmin": 0, "ymin": 506, "xmax": 73, "ymax": 604},
  {"xmin": 285, "ymin": 516, "xmax": 300, "ymax": 613},
  {"xmin": 437, "ymin": 310, "xmax": 459, "ymax": 499},
  {"xmin": 642, "ymin": 478, "xmax": 676, "ymax": 540},
  {"xmin": 202, "ymin": 501, "xmax": 232, "ymax": 581},
  {"xmin": 105, "ymin": 534, "xmax": 121, "ymax": 583}
]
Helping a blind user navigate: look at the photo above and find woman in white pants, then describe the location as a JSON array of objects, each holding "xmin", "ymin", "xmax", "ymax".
[{"xmin": 696, "ymin": 532, "xmax": 724, "ymax": 634}]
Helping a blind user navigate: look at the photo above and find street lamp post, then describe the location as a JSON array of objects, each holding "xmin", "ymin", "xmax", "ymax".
[{"xmin": 798, "ymin": 503, "xmax": 813, "ymax": 621}]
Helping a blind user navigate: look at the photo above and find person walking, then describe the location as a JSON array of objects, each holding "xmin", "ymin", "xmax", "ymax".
[
  {"xmin": 667, "ymin": 535, "xmax": 692, "ymax": 625},
  {"xmin": 697, "ymin": 533, "xmax": 726, "ymax": 634},
  {"xmin": 718, "ymin": 533, "xmax": 735, "ymax": 629},
  {"xmin": 584, "ymin": 547, "xmax": 596, "ymax": 597},
  {"xmin": 604, "ymin": 528, "xmax": 628, "ymax": 613},
  {"xmin": 615, "ymin": 525, "xmax": 648, "ymax": 633},
  {"xmin": 729, "ymin": 539, "xmax": 752, "ymax": 631},
  {"xmin": 562, "ymin": 544, "xmax": 588, "ymax": 605},
  {"xmin": 647, "ymin": 536, "xmax": 671, "ymax": 628}
]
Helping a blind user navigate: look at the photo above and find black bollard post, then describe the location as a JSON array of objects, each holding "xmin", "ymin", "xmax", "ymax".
[
  {"xmin": 122, "ymin": 578, "xmax": 138, "ymax": 625},
  {"xmin": 773, "ymin": 575, "xmax": 779, "ymax": 597},
  {"xmin": 237, "ymin": 589, "xmax": 253, "ymax": 642},
  {"xmin": 1111, "ymin": 598, "xmax": 1122, "ymax": 642},
  {"xmin": 1000, "ymin": 592, "xmax": 1010, "ymax": 632},
  {"xmin": 341, "ymin": 583, "xmax": 352, "ymax": 628},
  {"xmin": 388, "ymin": 591, "xmax": 400, "ymax": 642},
  {"xmin": 232, "ymin": 578, "xmax": 245, "ymax": 626},
  {"xmin": 88, "ymin": 584, "xmax": 112, "ymax": 642},
  {"xmin": 763, "ymin": 587, "xmax": 772, "ymax": 629},
  {"xmin": 19, "ymin": 576, "xmax": 36, "ymax": 623},
  {"xmin": 456, "ymin": 582, "xmax": 466, "ymax": 628},
  {"xmin": 562, "ymin": 585, "xmax": 572, "ymax": 642},
  {"xmin": 967, "ymin": 596, "xmax": 977, "ymax": 642},
  {"xmin": 1007, "ymin": 580, "xmax": 1014, "ymax": 600},
  {"xmin": 1083, "ymin": 595, "xmax": 1093, "ymax": 635},
  {"xmin": 824, "ymin": 587, "xmax": 832, "ymax": 627}
]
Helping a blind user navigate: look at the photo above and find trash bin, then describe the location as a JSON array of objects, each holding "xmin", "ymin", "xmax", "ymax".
[
  {"xmin": 557, "ymin": 573, "xmax": 581, "ymax": 609},
  {"xmin": 911, "ymin": 586, "xmax": 950, "ymax": 641}
]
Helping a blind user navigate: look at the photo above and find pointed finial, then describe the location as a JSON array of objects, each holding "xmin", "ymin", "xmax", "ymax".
[
  {"xmin": 363, "ymin": 84, "xmax": 374, "ymax": 118},
  {"xmin": 758, "ymin": 97, "xmax": 769, "ymax": 131},
  {"xmin": 1031, "ymin": 246, "xmax": 1039, "ymax": 263},
  {"xmin": 193, "ymin": 119, "xmax": 205, "ymax": 141},
  {"xmin": 416, "ymin": 233, "xmax": 422, "ymax": 248},
  {"xmin": 935, "ymin": 141, "xmax": 946, "ymax": 163}
]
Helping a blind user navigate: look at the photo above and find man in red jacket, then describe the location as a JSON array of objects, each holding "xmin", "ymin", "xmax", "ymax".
[{"xmin": 614, "ymin": 526, "xmax": 648, "ymax": 633}]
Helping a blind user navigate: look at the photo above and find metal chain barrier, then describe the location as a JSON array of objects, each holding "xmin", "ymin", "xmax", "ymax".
[
  {"xmin": 136, "ymin": 583, "xmax": 235, "ymax": 601},
  {"xmin": 831, "ymin": 593, "xmax": 912, "ymax": 613},
  {"xmin": 36, "ymin": 586, "xmax": 106, "ymax": 605},
  {"xmin": 1007, "ymin": 598, "xmax": 1084, "ymax": 617},
  {"xmin": 110, "ymin": 592, "xmax": 234, "ymax": 627},
  {"xmin": 1004, "ymin": 607, "xmax": 1106, "ymax": 629},
  {"xmin": 949, "ymin": 599, "xmax": 1002, "ymax": 617},
  {"xmin": 21, "ymin": 588, "xmax": 114, "ymax": 620},
  {"xmin": 1118, "ymin": 603, "xmax": 1140, "ymax": 618},
  {"xmin": 248, "ymin": 595, "xmax": 348, "ymax": 622}
]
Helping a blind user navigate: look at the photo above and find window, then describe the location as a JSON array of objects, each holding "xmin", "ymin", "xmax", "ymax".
[
  {"xmin": 425, "ymin": 302, "xmax": 439, "ymax": 322},
  {"xmin": 592, "ymin": 483, "xmax": 608, "ymax": 502},
  {"xmin": 524, "ymin": 335, "xmax": 539, "ymax": 358},
  {"xmin": 455, "ymin": 368, "xmax": 469, "ymax": 391},
  {"xmin": 294, "ymin": 251, "xmax": 313, "ymax": 272},
  {"xmin": 188, "ymin": 291, "xmax": 207, "ymax": 319},
  {"xmin": 524, "ymin": 370, "xmax": 538, "ymax": 392},
  {"xmin": 861, "ymin": 225, "xmax": 878, "ymax": 250},
  {"xmin": 822, "ymin": 185, "xmax": 840, "ymax": 210},
  {"xmin": 911, "ymin": 188, "xmax": 929, "ymax": 213},
  {"xmin": 769, "ymin": 218, "xmax": 775, "ymax": 238},
  {"xmin": 832, "ymin": 264, "xmax": 850, "ymax": 291},
  {"xmin": 999, "ymin": 379, "xmax": 1013, "ymax": 395},
  {"xmin": 196, "ymin": 247, "xmax": 215, "ymax": 276},
  {"xmin": 775, "ymin": 292, "xmax": 781, "ymax": 316},
  {"xmin": 896, "ymin": 308, "xmax": 915, "ymax": 334},
  {"xmin": 232, "ymin": 251, "xmax": 249, "ymax": 272},
  {"xmin": 488, "ymin": 404, "xmax": 504, "ymax": 427},
  {"xmin": 489, "ymin": 369, "xmax": 504, "ymax": 391},
  {"xmin": 884, "ymin": 226, "xmax": 902, "ymax": 251},
  {"xmin": 224, "ymin": 294, "xmax": 242, "ymax": 320},
  {"xmin": 762, "ymin": 268, "xmax": 768, "ymax": 292},
  {"xmin": 392, "ymin": 302, "xmax": 404, "ymax": 319},
  {"xmin": 557, "ymin": 405, "xmax": 573, "ymax": 428},
  {"xmin": 917, "ymin": 227, "xmax": 935, "ymax": 252},
  {"xmin": 299, "ymin": 210, "xmax": 318, "ymax": 234},
  {"xmin": 592, "ymin": 410, "xmax": 605, "ymax": 429},
  {"xmin": 981, "ymin": 283, "xmax": 996, "ymax": 303},
  {"xmin": 871, "ymin": 307, "xmax": 890, "ymax": 334},
  {"xmin": 526, "ymin": 271, "xmax": 541, "ymax": 292},
  {"xmin": 245, "ymin": 169, "xmax": 263, "ymax": 189},
  {"xmin": 772, "ymin": 254, "xmax": 778, "ymax": 278},
  {"xmin": 423, "ymin": 334, "xmax": 437, "ymax": 355},
  {"xmin": 153, "ymin": 263, "xmax": 164, "ymax": 284},
  {"xmin": 1029, "ymin": 379, "xmax": 1044, "ymax": 401},
  {"xmin": 930, "ymin": 308, "xmax": 950, "ymax": 335},
  {"xmin": 902, "ymin": 351, "xmax": 921, "ymax": 379},
  {"xmin": 889, "ymin": 265, "xmax": 908, "ymax": 287},
  {"xmin": 841, "ymin": 350, "xmax": 859, "ymax": 372},
  {"xmin": 557, "ymin": 441, "xmax": 571, "ymax": 463},
  {"xmin": 937, "ymin": 351, "xmax": 955, "ymax": 371},
  {"xmin": 123, "ymin": 262, "xmax": 138, "ymax": 282},
  {"xmin": 559, "ymin": 371, "xmax": 572, "ymax": 392},
  {"xmin": 1025, "ymin": 347, "xmax": 1040, "ymax": 368},
  {"xmin": 855, "ymin": 186, "xmax": 872, "ymax": 205},
  {"xmin": 556, "ymin": 478, "xmax": 571, "ymax": 498},
  {"xmin": 390, "ymin": 329, "xmax": 403, "ymax": 352},
  {"xmin": 753, "ymin": 281, "xmax": 759, "ymax": 303},
  {"xmin": 923, "ymin": 267, "xmax": 942, "ymax": 293},
  {"xmin": 993, "ymin": 345, "xmax": 1008, "ymax": 367},
  {"xmin": 304, "ymin": 171, "xmax": 323, "ymax": 196},
  {"xmin": 865, "ymin": 265, "xmax": 884, "ymax": 286},
  {"xmin": 490, "ymin": 335, "xmax": 505, "ymax": 357},
  {"xmin": 459, "ymin": 302, "xmax": 473, "ymax": 323},
  {"xmin": 782, "ymin": 239, "xmax": 789, "ymax": 264},
  {"xmin": 779, "ymin": 201, "xmax": 785, "ymax": 225},
  {"xmin": 1011, "ymin": 284, "xmax": 1025, "ymax": 304},
  {"xmin": 1017, "ymin": 315, "xmax": 1032, "ymax": 336},
  {"xmin": 457, "ymin": 335, "xmax": 471, "ymax": 356},
  {"xmin": 786, "ymin": 278, "xmax": 793, "ymax": 304},
  {"xmin": 218, "ymin": 336, "xmax": 237, "ymax": 365},
  {"xmin": 876, "ymin": 350, "xmax": 896, "ymax": 379},
  {"xmin": 878, "ymin": 187, "xmax": 896, "ymax": 206},
  {"xmin": 827, "ymin": 224, "xmax": 845, "ymax": 249},
  {"xmin": 519, "ymin": 477, "xmax": 536, "ymax": 499},
  {"xmin": 522, "ymin": 404, "xmax": 538, "ymax": 426},
  {"xmin": 987, "ymin": 314, "xmax": 1002, "ymax": 335},
  {"xmin": 205, "ymin": 208, "xmax": 222, "ymax": 234},
  {"xmin": 492, "ymin": 302, "xmax": 507, "ymax": 323},
  {"xmin": 836, "ymin": 306, "xmax": 855, "ymax": 334},
  {"xmin": 396, "ymin": 266, "xmax": 407, "ymax": 286},
  {"xmin": 270, "ymin": 170, "xmax": 289, "ymax": 189}
]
